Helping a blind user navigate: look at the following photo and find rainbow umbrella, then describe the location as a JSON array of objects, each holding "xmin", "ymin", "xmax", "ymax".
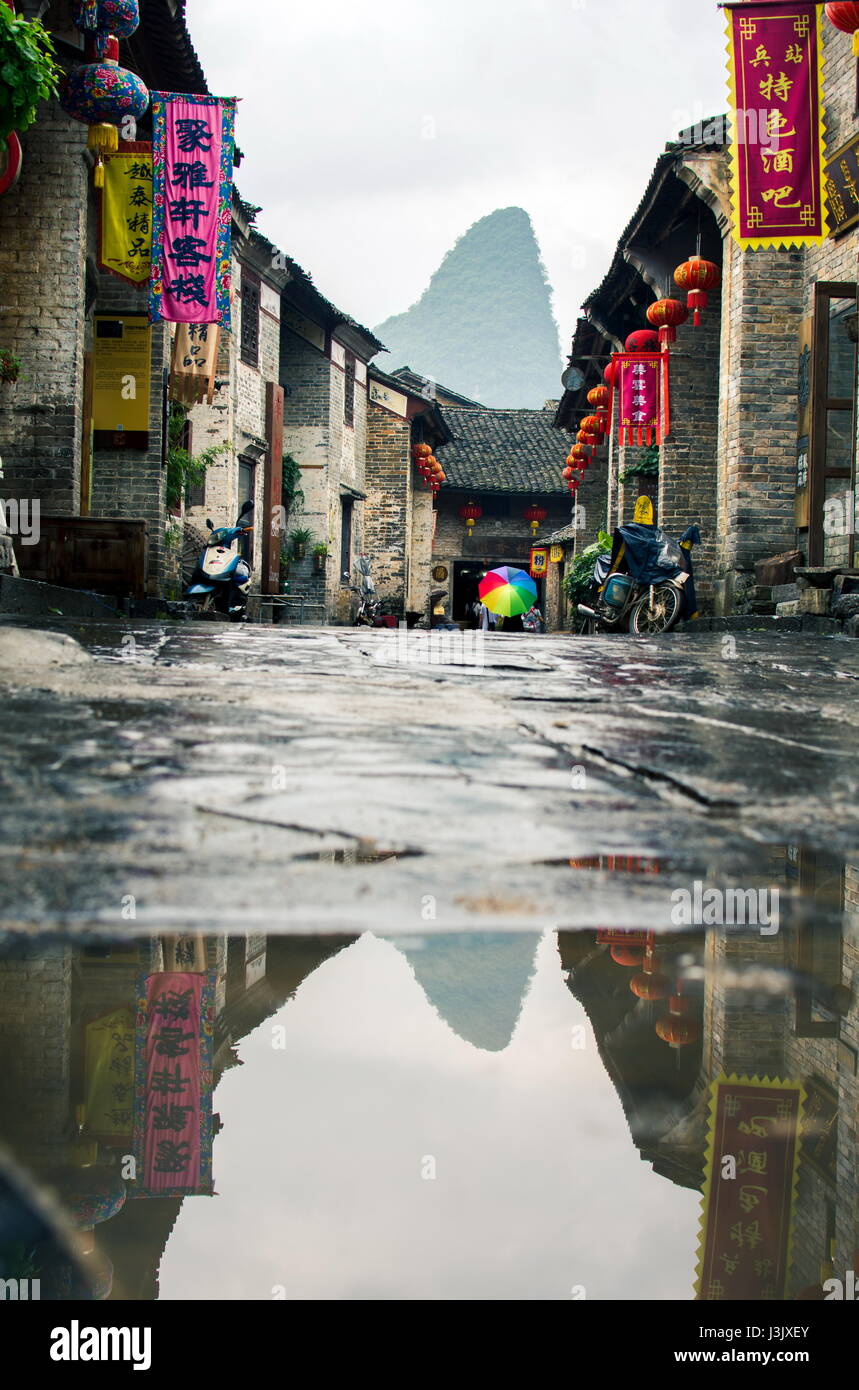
[{"xmin": 479, "ymin": 566, "xmax": 538, "ymax": 618}]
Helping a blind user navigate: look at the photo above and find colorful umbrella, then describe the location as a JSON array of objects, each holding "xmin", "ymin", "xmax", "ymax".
[{"xmin": 478, "ymin": 566, "xmax": 538, "ymax": 618}]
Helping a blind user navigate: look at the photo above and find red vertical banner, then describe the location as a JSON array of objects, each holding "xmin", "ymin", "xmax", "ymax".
[
  {"xmin": 132, "ymin": 971, "xmax": 215, "ymax": 1198},
  {"xmin": 725, "ymin": 1, "xmax": 828, "ymax": 249},
  {"xmin": 695, "ymin": 1076, "xmax": 805, "ymax": 1301},
  {"xmin": 609, "ymin": 353, "xmax": 664, "ymax": 446}
]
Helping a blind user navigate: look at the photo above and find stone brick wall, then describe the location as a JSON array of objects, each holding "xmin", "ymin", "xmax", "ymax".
[
  {"xmin": 0, "ymin": 104, "xmax": 88, "ymax": 518},
  {"xmin": 364, "ymin": 400, "xmax": 413, "ymax": 613},
  {"xmin": 660, "ymin": 305, "xmax": 722, "ymax": 609}
]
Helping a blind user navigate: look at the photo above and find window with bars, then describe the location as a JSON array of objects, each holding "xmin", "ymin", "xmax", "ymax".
[
  {"xmin": 241, "ymin": 274, "xmax": 260, "ymax": 368},
  {"xmin": 344, "ymin": 352, "xmax": 356, "ymax": 428}
]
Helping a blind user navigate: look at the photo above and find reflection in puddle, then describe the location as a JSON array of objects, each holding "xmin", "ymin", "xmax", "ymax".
[{"xmin": 0, "ymin": 845, "xmax": 855, "ymax": 1302}]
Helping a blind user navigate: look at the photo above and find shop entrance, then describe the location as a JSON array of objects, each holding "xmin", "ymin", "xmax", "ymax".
[{"xmin": 452, "ymin": 560, "xmax": 543, "ymax": 626}]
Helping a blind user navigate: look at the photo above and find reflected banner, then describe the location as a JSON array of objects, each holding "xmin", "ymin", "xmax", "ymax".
[
  {"xmin": 132, "ymin": 971, "xmax": 215, "ymax": 1198},
  {"xmin": 725, "ymin": 1, "xmax": 828, "ymax": 250},
  {"xmin": 696, "ymin": 1076, "xmax": 805, "ymax": 1300}
]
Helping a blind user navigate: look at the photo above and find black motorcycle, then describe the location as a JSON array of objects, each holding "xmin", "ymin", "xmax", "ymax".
[{"xmin": 577, "ymin": 523, "xmax": 701, "ymax": 637}]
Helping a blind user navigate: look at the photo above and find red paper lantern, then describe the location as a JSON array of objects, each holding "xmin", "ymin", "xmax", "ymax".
[
  {"xmin": 587, "ymin": 385, "xmax": 610, "ymax": 411},
  {"xmin": 459, "ymin": 503, "xmax": 481, "ymax": 533},
  {"xmin": 577, "ymin": 431, "xmax": 598, "ymax": 448},
  {"xmin": 630, "ymin": 971, "xmax": 670, "ymax": 1001},
  {"xmin": 580, "ymin": 414, "xmax": 601, "ymax": 435},
  {"xmin": 656, "ymin": 1016, "xmax": 700, "ymax": 1048},
  {"xmin": 524, "ymin": 503, "xmax": 548, "ymax": 535},
  {"xmin": 674, "ymin": 257, "xmax": 721, "ymax": 327},
  {"xmin": 604, "ymin": 360, "xmax": 620, "ymax": 387},
  {"xmin": 611, "ymin": 946, "xmax": 644, "ymax": 967},
  {"xmin": 413, "ymin": 443, "xmax": 432, "ymax": 460},
  {"xmin": 570, "ymin": 445, "xmax": 590, "ymax": 462},
  {"xmin": 562, "ymin": 466, "xmax": 574, "ymax": 480},
  {"xmin": 827, "ymin": 2, "xmax": 859, "ymax": 54},
  {"xmin": 647, "ymin": 298, "xmax": 689, "ymax": 346},
  {"xmin": 625, "ymin": 329, "xmax": 660, "ymax": 353}
]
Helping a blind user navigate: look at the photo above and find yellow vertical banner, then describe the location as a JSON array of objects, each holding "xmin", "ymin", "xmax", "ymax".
[{"xmin": 98, "ymin": 143, "xmax": 153, "ymax": 288}]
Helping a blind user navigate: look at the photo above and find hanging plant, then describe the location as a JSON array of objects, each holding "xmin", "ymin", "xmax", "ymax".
[
  {"xmin": 0, "ymin": 7, "xmax": 62, "ymax": 143},
  {"xmin": 0, "ymin": 348, "xmax": 22, "ymax": 382},
  {"xmin": 562, "ymin": 533, "xmax": 612, "ymax": 610},
  {"xmin": 619, "ymin": 444, "xmax": 660, "ymax": 485},
  {"xmin": 166, "ymin": 404, "xmax": 231, "ymax": 512}
]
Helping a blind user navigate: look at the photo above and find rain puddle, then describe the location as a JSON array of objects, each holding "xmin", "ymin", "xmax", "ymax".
[{"xmin": 0, "ymin": 840, "xmax": 854, "ymax": 1302}]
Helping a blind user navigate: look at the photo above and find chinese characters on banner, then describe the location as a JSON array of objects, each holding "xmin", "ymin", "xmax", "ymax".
[
  {"xmin": 170, "ymin": 323, "xmax": 222, "ymax": 406},
  {"xmin": 149, "ymin": 93, "xmax": 236, "ymax": 325},
  {"xmin": 83, "ymin": 1007, "xmax": 135, "ymax": 1143},
  {"xmin": 132, "ymin": 971, "xmax": 215, "ymax": 1197},
  {"xmin": 696, "ymin": 1077, "xmax": 805, "ymax": 1301},
  {"xmin": 725, "ymin": 1, "xmax": 828, "ymax": 249},
  {"xmin": 530, "ymin": 547, "xmax": 548, "ymax": 579},
  {"xmin": 607, "ymin": 353, "xmax": 666, "ymax": 447},
  {"xmin": 98, "ymin": 143, "xmax": 153, "ymax": 287}
]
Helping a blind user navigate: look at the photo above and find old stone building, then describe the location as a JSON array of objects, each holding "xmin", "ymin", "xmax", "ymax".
[
  {"xmin": 364, "ymin": 365, "xmax": 452, "ymax": 623},
  {"xmin": 555, "ymin": 18, "xmax": 859, "ymax": 619},
  {"xmin": 0, "ymin": 0, "xmax": 209, "ymax": 599}
]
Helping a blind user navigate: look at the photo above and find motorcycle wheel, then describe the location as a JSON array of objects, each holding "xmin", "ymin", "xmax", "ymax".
[{"xmin": 629, "ymin": 584, "xmax": 682, "ymax": 636}]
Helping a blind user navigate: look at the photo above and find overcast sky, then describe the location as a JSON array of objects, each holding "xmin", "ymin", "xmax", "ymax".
[{"xmin": 185, "ymin": 0, "xmax": 728, "ymax": 364}]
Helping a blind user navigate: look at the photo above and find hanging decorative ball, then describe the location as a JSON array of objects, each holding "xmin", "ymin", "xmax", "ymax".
[
  {"xmin": 580, "ymin": 414, "xmax": 602, "ymax": 436},
  {"xmin": 630, "ymin": 971, "xmax": 670, "ymax": 1001},
  {"xmin": 562, "ymin": 466, "xmax": 575, "ymax": 480},
  {"xmin": 587, "ymin": 385, "xmax": 610, "ymax": 411},
  {"xmin": 610, "ymin": 946, "xmax": 644, "ymax": 968},
  {"xmin": 604, "ymin": 360, "xmax": 620, "ymax": 388},
  {"xmin": 577, "ymin": 430, "xmax": 598, "ymax": 448},
  {"xmin": 674, "ymin": 256, "xmax": 721, "ymax": 327},
  {"xmin": 570, "ymin": 445, "xmax": 591, "ymax": 462},
  {"xmin": 413, "ymin": 443, "xmax": 432, "ymax": 460},
  {"xmin": 826, "ymin": 2, "xmax": 859, "ymax": 55},
  {"xmin": 72, "ymin": 0, "xmax": 140, "ymax": 38},
  {"xmin": 646, "ymin": 298, "xmax": 689, "ymax": 346},
  {"xmin": 61, "ymin": 59, "xmax": 150, "ymax": 186},
  {"xmin": 625, "ymin": 329, "xmax": 660, "ymax": 354},
  {"xmin": 524, "ymin": 503, "xmax": 548, "ymax": 536},
  {"xmin": 656, "ymin": 1015, "xmax": 700, "ymax": 1048}
]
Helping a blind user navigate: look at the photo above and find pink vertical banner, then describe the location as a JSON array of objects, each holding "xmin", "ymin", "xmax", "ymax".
[
  {"xmin": 619, "ymin": 356, "xmax": 660, "ymax": 446},
  {"xmin": 150, "ymin": 93, "xmax": 236, "ymax": 325},
  {"xmin": 725, "ymin": 1, "xmax": 828, "ymax": 249},
  {"xmin": 133, "ymin": 971, "xmax": 215, "ymax": 1197}
]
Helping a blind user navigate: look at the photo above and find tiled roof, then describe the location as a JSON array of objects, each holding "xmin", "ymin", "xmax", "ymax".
[{"xmin": 441, "ymin": 407, "xmax": 569, "ymax": 496}]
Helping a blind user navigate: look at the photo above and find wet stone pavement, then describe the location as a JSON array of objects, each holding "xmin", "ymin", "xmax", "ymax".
[
  {"xmin": 0, "ymin": 619, "xmax": 857, "ymax": 934},
  {"xmin": 1, "ymin": 619, "xmax": 858, "ymax": 1304}
]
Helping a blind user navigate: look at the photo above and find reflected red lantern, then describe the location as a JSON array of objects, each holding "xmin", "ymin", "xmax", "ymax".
[
  {"xmin": 674, "ymin": 257, "xmax": 721, "ymax": 327},
  {"xmin": 630, "ymin": 971, "xmax": 670, "ymax": 1001},
  {"xmin": 647, "ymin": 298, "xmax": 689, "ymax": 346},
  {"xmin": 656, "ymin": 1016, "xmax": 700, "ymax": 1048},
  {"xmin": 611, "ymin": 946, "xmax": 644, "ymax": 967},
  {"xmin": 625, "ymin": 329, "xmax": 660, "ymax": 353},
  {"xmin": 826, "ymin": 3, "xmax": 859, "ymax": 54}
]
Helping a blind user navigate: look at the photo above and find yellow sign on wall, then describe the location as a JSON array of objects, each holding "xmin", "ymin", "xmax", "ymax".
[
  {"xmin": 93, "ymin": 315, "xmax": 151, "ymax": 449},
  {"xmin": 549, "ymin": 545, "xmax": 564, "ymax": 563}
]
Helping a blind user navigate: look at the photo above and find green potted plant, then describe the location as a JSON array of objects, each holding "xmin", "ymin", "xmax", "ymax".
[
  {"xmin": 0, "ymin": 348, "xmax": 21, "ymax": 383},
  {"xmin": 279, "ymin": 543, "xmax": 291, "ymax": 586},
  {"xmin": 290, "ymin": 527, "xmax": 312, "ymax": 561},
  {"xmin": 312, "ymin": 542, "xmax": 328, "ymax": 575},
  {"xmin": 0, "ymin": 8, "xmax": 61, "ymax": 144}
]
